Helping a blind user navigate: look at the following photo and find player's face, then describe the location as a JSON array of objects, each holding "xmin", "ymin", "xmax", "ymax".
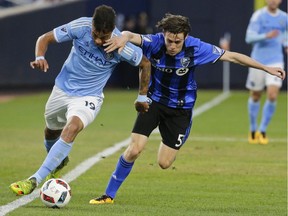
[
  {"xmin": 92, "ymin": 30, "xmax": 112, "ymax": 46},
  {"xmin": 266, "ymin": 0, "xmax": 281, "ymax": 10},
  {"xmin": 164, "ymin": 32, "xmax": 186, "ymax": 56}
]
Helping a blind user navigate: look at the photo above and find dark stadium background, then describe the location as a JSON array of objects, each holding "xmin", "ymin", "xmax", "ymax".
[{"xmin": 0, "ymin": 0, "xmax": 287, "ymax": 91}]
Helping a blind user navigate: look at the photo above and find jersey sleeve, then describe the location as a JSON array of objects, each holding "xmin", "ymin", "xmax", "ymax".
[
  {"xmin": 245, "ymin": 10, "xmax": 266, "ymax": 44},
  {"xmin": 113, "ymin": 29, "xmax": 143, "ymax": 66},
  {"xmin": 119, "ymin": 42, "xmax": 143, "ymax": 66},
  {"xmin": 53, "ymin": 17, "xmax": 90, "ymax": 43},
  {"xmin": 194, "ymin": 40, "xmax": 225, "ymax": 65},
  {"xmin": 140, "ymin": 34, "xmax": 161, "ymax": 58}
]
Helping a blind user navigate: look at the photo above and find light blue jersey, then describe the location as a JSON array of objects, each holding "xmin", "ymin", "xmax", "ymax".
[
  {"xmin": 53, "ymin": 17, "xmax": 143, "ymax": 97},
  {"xmin": 245, "ymin": 7, "xmax": 288, "ymax": 65}
]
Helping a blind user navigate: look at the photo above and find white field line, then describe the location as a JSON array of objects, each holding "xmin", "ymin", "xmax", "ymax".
[{"xmin": 0, "ymin": 92, "xmax": 230, "ymax": 216}]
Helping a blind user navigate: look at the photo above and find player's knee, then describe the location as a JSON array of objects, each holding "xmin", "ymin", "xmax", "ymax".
[
  {"xmin": 158, "ymin": 159, "xmax": 172, "ymax": 169},
  {"xmin": 70, "ymin": 122, "xmax": 83, "ymax": 132},
  {"xmin": 61, "ymin": 122, "xmax": 83, "ymax": 143},
  {"xmin": 250, "ymin": 91, "xmax": 261, "ymax": 102},
  {"xmin": 124, "ymin": 144, "xmax": 142, "ymax": 161},
  {"xmin": 267, "ymin": 93, "xmax": 278, "ymax": 102},
  {"xmin": 126, "ymin": 146, "xmax": 142, "ymax": 160}
]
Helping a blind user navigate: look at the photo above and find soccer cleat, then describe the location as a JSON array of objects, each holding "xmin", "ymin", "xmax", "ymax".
[
  {"xmin": 89, "ymin": 194, "xmax": 114, "ymax": 204},
  {"xmin": 248, "ymin": 131, "xmax": 258, "ymax": 144},
  {"xmin": 45, "ymin": 156, "xmax": 70, "ymax": 181},
  {"xmin": 9, "ymin": 177, "xmax": 37, "ymax": 196},
  {"xmin": 256, "ymin": 131, "xmax": 269, "ymax": 145}
]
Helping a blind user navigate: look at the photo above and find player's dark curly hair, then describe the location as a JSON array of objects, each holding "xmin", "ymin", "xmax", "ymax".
[
  {"xmin": 92, "ymin": 5, "xmax": 116, "ymax": 33},
  {"xmin": 156, "ymin": 13, "xmax": 191, "ymax": 37}
]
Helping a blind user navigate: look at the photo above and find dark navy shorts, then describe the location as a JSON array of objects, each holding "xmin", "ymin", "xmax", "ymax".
[{"xmin": 132, "ymin": 100, "xmax": 193, "ymax": 150}]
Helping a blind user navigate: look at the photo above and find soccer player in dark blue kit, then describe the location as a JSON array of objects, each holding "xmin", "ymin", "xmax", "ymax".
[{"xmin": 89, "ymin": 13, "xmax": 286, "ymax": 204}]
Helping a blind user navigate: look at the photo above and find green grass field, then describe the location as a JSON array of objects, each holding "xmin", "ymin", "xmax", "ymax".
[{"xmin": 0, "ymin": 89, "xmax": 287, "ymax": 216}]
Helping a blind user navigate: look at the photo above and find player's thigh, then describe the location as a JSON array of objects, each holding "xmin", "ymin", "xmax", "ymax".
[
  {"xmin": 265, "ymin": 63, "xmax": 283, "ymax": 89},
  {"xmin": 132, "ymin": 101, "xmax": 160, "ymax": 136},
  {"xmin": 45, "ymin": 86, "xmax": 69, "ymax": 130},
  {"xmin": 130, "ymin": 133, "xmax": 149, "ymax": 151},
  {"xmin": 157, "ymin": 142, "xmax": 178, "ymax": 169},
  {"xmin": 67, "ymin": 95, "xmax": 103, "ymax": 128},
  {"xmin": 159, "ymin": 107, "xmax": 192, "ymax": 150},
  {"xmin": 123, "ymin": 133, "xmax": 149, "ymax": 161},
  {"xmin": 266, "ymin": 85, "xmax": 281, "ymax": 101},
  {"xmin": 245, "ymin": 68, "xmax": 266, "ymax": 91}
]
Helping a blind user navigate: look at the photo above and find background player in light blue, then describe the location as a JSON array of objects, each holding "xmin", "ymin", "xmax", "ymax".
[
  {"xmin": 245, "ymin": 0, "xmax": 287, "ymax": 144},
  {"xmin": 9, "ymin": 5, "xmax": 151, "ymax": 196},
  {"xmin": 90, "ymin": 13, "xmax": 286, "ymax": 204}
]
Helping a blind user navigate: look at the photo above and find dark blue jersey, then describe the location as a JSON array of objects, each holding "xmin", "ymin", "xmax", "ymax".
[{"xmin": 141, "ymin": 33, "xmax": 224, "ymax": 109}]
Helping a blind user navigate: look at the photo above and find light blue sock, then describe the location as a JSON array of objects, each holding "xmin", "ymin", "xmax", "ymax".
[
  {"xmin": 30, "ymin": 138, "xmax": 73, "ymax": 184},
  {"xmin": 259, "ymin": 100, "xmax": 276, "ymax": 133},
  {"xmin": 105, "ymin": 155, "xmax": 134, "ymax": 198},
  {"xmin": 44, "ymin": 138, "xmax": 59, "ymax": 152},
  {"xmin": 248, "ymin": 97, "xmax": 260, "ymax": 132}
]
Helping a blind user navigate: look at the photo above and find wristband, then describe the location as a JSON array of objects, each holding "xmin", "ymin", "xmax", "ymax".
[
  {"xmin": 35, "ymin": 56, "xmax": 45, "ymax": 61},
  {"xmin": 136, "ymin": 94, "xmax": 148, "ymax": 102}
]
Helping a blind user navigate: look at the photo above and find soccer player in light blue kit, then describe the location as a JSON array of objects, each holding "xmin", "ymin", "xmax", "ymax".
[
  {"xmin": 9, "ymin": 5, "xmax": 151, "ymax": 196},
  {"xmin": 90, "ymin": 13, "xmax": 286, "ymax": 204},
  {"xmin": 245, "ymin": 0, "xmax": 287, "ymax": 144}
]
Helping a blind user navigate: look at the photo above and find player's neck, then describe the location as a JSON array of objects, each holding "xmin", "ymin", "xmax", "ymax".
[{"xmin": 267, "ymin": 7, "xmax": 278, "ymax": 14}]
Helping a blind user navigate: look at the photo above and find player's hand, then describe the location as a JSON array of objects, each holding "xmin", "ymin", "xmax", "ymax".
[
  {"xmin": 134, "ymin": 101, "xmax": 149, "ymax": 113},
  {"xmin": 104, "ymin": 36, "xmax": 128, "ymax": 53},
  {"xmin": 266, "ymin": 30, "xmax": 279, "ymax": 39},
  {"xmin": 265, "ymin": 66, "xmax": 286, "ymax": 80},
  {"xmin": 30, "ymin": 57, "xmax": 49, "ymax": 72}
]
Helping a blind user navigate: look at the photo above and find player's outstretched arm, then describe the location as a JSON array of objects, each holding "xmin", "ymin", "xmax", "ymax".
[
  {"xmin": 30, "ymin": 31, "xmax": 57, "ymax": 72},
  {"xmin": 220, "ymin": 51, "xmax": 286, "ymax": 80},
  {"xmin": 135, "ymin": 56, "xmax": 151, "ymax": 113},
  {"xmin": 104, "ymin": 31, "xmax": 142, "ymax": 53}
]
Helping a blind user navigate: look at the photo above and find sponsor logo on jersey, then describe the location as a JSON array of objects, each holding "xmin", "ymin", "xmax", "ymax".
[
  {"xmin": 213, "ymin": 46, "xmax": 223, "ymax": 55},
  {"xmin": 142, "ymin": 35, "xmax": 152, "ymax": 42},
  {"xmin": 180, "ymin": 57, "xmax": 191, "ymax": 67},
  {"xmin": 78, "ymin": 45, "xmax": 113, "ymax": 66},
  {"xmin": 153, "ymin": 58, "xmax": 160, "ymax": 64},
  {"xmin": 60, "ymin": 27, "xmax": 67, "ymax": 33},
  {"xmin": 153, "ymin": 65, "xmax": 190, "ymax": 76},
  {"xmin": 104, "ymin": 52, "xmax": 114, "ymax": 61},
  {"xmin": 176, "ymin": 68, "xmax": 189, "ymax": 76},
  {"xmin": 154, "ymin": 65, "xmax": 173, "ymax": 73}
]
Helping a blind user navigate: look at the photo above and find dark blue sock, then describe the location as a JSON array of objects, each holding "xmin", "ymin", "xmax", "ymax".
[{"xmin": 105, "ymin": 155, "xmax": 134, "ymax": 198}]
